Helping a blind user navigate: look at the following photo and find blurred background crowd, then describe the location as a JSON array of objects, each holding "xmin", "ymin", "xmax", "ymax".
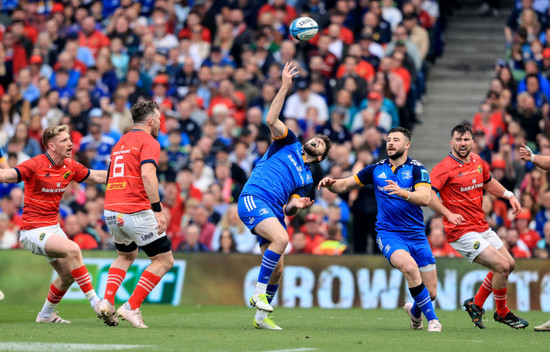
[{"xmin": 2, "ymin": 0, "xmax": 547, "ymax": 259}]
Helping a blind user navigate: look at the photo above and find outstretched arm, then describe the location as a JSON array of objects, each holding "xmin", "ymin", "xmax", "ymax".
[
  {"xmin": 519, "ymin": 143, "xmax": 550, "ymax": 170},
  {"xmin": 0, "ymin": 169, "xmax": 19, "ymax": 183},
  {"xmin": 267, "ymin": 62, "xmax": 299, "ymax": 139},
  {"xmin": 318, "ymin": 175, "xmax": 362, "ymax": 194},
  {"xmin": 84, "ymin": 170, "xmax": 108, "ymax": 184},
  {"xmin": 383, "ymin": 180, "xmax": 430, "ymax": 206}
]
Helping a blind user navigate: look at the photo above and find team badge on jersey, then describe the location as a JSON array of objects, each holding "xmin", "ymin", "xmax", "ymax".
[
  {"xmin": 63, "ymin": 171, "xmax": 71, "ymax": 179},
  {"xmin": 259, "ymin": 208, "xmax": 269, "ymax": 216},
  {"xmin": 473, "ymin": 241, "xmax": 480, "ymax": 250},
  {"xmin": 421, "ymin": 169, "xmax": 430, "ymax": 182},
  {"xmin": 402, "ymin": 169, "xmax": 412, "ymax": 179},
  {"xmin": 477, "ymin": 165, "xmax": 482, "ymax": 174},
  {"xmin": 39, "ymin": 232, "xmax": 45, "ymax": 241},
  {"xmin": 116, "ymin": 214, "xmax": 124, "ymax": 227}
]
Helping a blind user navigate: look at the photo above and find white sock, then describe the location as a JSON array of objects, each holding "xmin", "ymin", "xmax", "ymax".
[
  {"xmin": 255, "ymin": 309, "xmax": 268, "ymax": 322},
  {"xmin": 254, "ymin": 283, "xmax": 268, "ymax": 297},
  {"xmin": 85, "ymin": 289, "xmax": 100, "ymax": 308},
  {"xmin": 39, "ymin": 300, "xmax": 56, "ymax": 318}
]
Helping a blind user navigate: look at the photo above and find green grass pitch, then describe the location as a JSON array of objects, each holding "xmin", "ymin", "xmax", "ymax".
[{"xmin": 0, "ymin": 303, "xmax": 548, "ymax": 351}]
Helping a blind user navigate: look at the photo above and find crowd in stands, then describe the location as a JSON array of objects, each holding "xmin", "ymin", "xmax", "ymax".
[
  {"xmin": 0, "ymin": 0, "xmax": 455, "ymax": 255},
  {"xmin": 426, "ymin": 0, "xmax": 550, "ymax": 260}
]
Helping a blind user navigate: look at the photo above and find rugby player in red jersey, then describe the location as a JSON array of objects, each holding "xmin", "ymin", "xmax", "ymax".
[
  {"xmin": 97, "ymin": 101, "xmax": 173, "ymax": 328},
  {"xmin": 429, "ymin": 123, "xmax": 527, "ymax": 329},
  {"xmin": 0, "ymin": 125, "xmax": 107, "ymax": 323}
]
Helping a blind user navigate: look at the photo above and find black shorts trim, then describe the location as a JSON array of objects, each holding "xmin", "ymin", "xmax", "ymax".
[
  {"xmin": 115, "ymin": 241, "xmax": 138, "ymax": 253},
  {"xmin": 141, "ymin": 236, "xmax": 172, "ymax": 257}
]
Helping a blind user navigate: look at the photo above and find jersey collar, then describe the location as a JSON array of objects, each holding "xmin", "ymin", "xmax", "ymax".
[
  {"xmin": 448, "ymin": 152, "xmax": 465, "ymax": 165},
  {"xmin": 386, "ymin": 157, "xmax": 410, "ymax": 172},
  {"xmin": 45, "ymin": 152, "xmax": 56, "ymax": 166}
]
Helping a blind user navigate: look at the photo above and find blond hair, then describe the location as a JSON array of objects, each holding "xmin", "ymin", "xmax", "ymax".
[{"xmin": 42, "ymin": 124, "xmax": 70, "ymax": 148}]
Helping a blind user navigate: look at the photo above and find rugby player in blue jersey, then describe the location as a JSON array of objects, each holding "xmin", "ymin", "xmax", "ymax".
[
  {"xmin": 238, "ymin": 62, "xmax": 331, "ymax": 330},
  {"xmin": 318, "ymin": 127, "xmax": 442, "ymax": 332}
]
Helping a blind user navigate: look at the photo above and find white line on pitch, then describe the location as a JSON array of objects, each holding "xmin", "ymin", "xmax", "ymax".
[
  {"xmin": 262, "ymin": 348, "xmax": 318, "ymax": 352},
  {"xmin": 0, "ymin": 342, "xmax": 154, "ymax": 351}
]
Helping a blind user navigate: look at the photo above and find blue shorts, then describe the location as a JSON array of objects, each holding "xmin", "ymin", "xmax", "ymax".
[
  {"xmin": 238, "ymin": 194, "xmax": 285, "ymax": 246},
  {"xmin": 376, "ymin": 231, "xmax": 436, "ymax": 269}
]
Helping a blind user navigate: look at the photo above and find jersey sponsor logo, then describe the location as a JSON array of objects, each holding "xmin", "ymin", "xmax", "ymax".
[
  {"xmin": 377, "ymin": 172, "xmax": 387, "ymax": 178},
  {"xmin": 401, "ymin": 169, "xmax": 412, "ymax": 180},
  {"xmin": 287, "ymin": 154, "xmax": 305, "ymax": 185},
  {"xmin": 45, "ymin": 172, "xmax": 50, "ymax": 177},
  {"xmin": 63, "ymin": 171, "xmax": 71, "ymax": 179},
  {"xmin": 259, "ymin": 208, "xmax": 269, "ymax": 216},
  {"xmin": 39, "ymin": 232, "xmax": 45, "ymax": 241},
  {"xmin": 42, "ymin": 187, "xmax": 67, "ymax": 193},
  {"xmin": 472, "ymin": 178, "xmax": 476, "ymax": 184},
  {"xmin": 460, "ymin": 183, "xmax": 483, "ymax": 192},
  {"xmin": 57, "ymin": 182, "xmax": 61, "ymax": 187},
  {"xmin": 473, "ymin": 241, "xmax": 480, "ymax": 250},
  {"xmin": 106, "ymin": 182, "xmax": 127, "ymax": 190},
  {"xmin": 116, "ymin": 214, "xmax": 124, "ymax": 227},
  {"xmin": 141, "ymin": 232, "xmax": 154, "ymax": 241},
  {"xmin": 384, "ymin": 244, "xmax": 391, "ymax": 254}
]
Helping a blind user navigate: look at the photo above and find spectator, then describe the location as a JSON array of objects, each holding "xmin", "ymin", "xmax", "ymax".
[
  {"xmin": 64, "ymin": 214, "xmax": 99, "ymax": 250},
  {"xmin": 5, "ymin": 122, "xmax": 42, "ymax": 159},
  {"xmin": 178, "ymin": 223, "xmax": 210, "ymax": 252},
  {"xmin": 534, "ymin": 221, "xmax": 550, "ymax": 258},
  {"xmin": 506, "ymin": 227, "xmax": 531, "ymax": 258},
  {"xmin": 313, "ymin": 224, "xmax": 347, "ymax": 255},
  {"xmin": 428, "ymin": 227, "xmax": 460, "ymax": 258},
  {"xmin": 515, "ymin": 208, "xmax": 541, "ymax": 253},
  {"xmin": 218, "ymin": 229, "xmax": 237, "ymax": 254},
  {"xmin": 0, "ymin": 212, "xmax": 18, "ymax": 249},
  {"xmin": 211, "ymin": 204, "xmax": 256, "ymax": 253}
]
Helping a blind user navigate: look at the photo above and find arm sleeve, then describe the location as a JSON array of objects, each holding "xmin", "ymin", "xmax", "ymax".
[
  {"xmin": 355, "ymin": 164, "xmax": 375, "ymax": 186},
  {"xmin": 483, "ymin": 162, "xmax": 492, "ymax": 184},
  {"xmin": 273, "ymin": 128, "xmax": 299, "ymax": 146},
  {"xmin": 294, "ymin": 183, "xmax": 313, "ymax": 198},
  {"xmin": 73, "ymin": 161, "xmax": 91, "ymax": 183},
  {"xmin": 429, "ymin": 163, "xmax": 448, "ymax": 193},
  {"xmin": 14, "ymin": 158, "xmax": 38, "ymax": 182},
  {"xmin": 140, "ymin": 137, "xmax": 161, "ymax": 167},
  {"xmin": 413, "ymin": 164, "xmax": 431, "ymax": 188}
]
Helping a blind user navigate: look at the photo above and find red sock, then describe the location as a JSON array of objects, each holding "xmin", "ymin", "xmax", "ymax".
[
  {"xmin": 104, "ymin": 267, "xmax": 127, "ymax": 305},
  {"xmin": 71, "ymin": 266, "xmax": 94, "ymax": 294},
  {"xmin": 47, "ymin": 283, "xmax": 67, "ymax": 304},
  {"xmin": 474, "ymin": 271, "xmax": 493, "ymax": 307},
  {"xmin": 128, "ymin": 270, "xmax": 161, "ymax": 309},
  {"xmin": 493, "ymin": 287, "xmax": 510, "ymax": 317}
]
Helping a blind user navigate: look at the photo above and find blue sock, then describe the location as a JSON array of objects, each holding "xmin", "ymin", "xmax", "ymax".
[
  {"xmin": 257, "ymin": 249, "xmax": 281, "ymax": 285},
  {"xmin": 410, "ymin": 283, "xmax": 437, "ymax": 321},
  {"xmin": 411, "ymin": 302, "xmax": 421, "ymax": 318},
  {"xmin": 266, "ymin": 284, "xmax": 279, "ymax": 304}
]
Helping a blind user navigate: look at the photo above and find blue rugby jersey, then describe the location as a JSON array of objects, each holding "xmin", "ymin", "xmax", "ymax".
[
  {"xmin": 241, "ymin": 129, "xmax": 313, "ymax": 215},
  {"xmin": 355, "ymin": 157, "xmax": 430, "ymax": 236}
]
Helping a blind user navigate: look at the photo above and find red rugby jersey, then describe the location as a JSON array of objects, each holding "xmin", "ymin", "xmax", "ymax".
[
  {"xmin": 430, "ymin": 153, "xmax": 492, "ymax": 242},
  {"xmin": 104, "ymin": 130, "xmax": 160, "ymax": 213},
  {"xmin": 15, "ymin": 153, "xmax": 90, "ymax": 230}
]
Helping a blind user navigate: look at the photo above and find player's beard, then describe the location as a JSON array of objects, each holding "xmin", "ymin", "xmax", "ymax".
[
  {"xmin": 152, "ymin": 127, "xmax": 159, "ymax": 139},
  {"xmin": 303, "ymin": 143, "xmax": 317, "ymax": 158},
  {"xmin": 453, "ymin": 144, "xmax": 471, "ymax": 159},
  {"xmin": 388, "ymin": 146, "xmax": 405, "ymax": 160}
]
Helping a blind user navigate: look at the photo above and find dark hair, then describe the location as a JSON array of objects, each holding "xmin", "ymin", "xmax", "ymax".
[
  {"xmin": 388, "ymin": 127, "xmax": 411, "ymax": 141},
  {"xmin": 131, "ymin": 100, "xmax": 159, "ymax": 124},
  {"xmin": 315, "ymin": 134, "xmax": 332, "ymax": 161},
  {"xmin": 450, "ymin": 122, "xmax": 473, "ymax": 137}
]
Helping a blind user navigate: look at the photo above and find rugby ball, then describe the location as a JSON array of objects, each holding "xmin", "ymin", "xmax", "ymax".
[{"xmin": 289, "ymin": 17, "xmax": 319, "ymax": 41}]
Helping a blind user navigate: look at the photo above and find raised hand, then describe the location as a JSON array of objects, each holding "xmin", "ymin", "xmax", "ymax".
[
  {"xmin": 281, "ymin": 62, "xmax": 299, "ymax": 89},
  {"xmin": 518, "ymin": 143, "xmax": 534, "ymax": 162},
  {"xmin": 318, "ymin": 177, "xmax": 336, "ymax": 190}
]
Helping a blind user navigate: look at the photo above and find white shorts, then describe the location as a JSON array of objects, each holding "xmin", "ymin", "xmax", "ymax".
[
  {"xmin": 449, "ymin": 229, "xmax": 503, "ymax": 263},
  {"xmin": 104, "ymin": 209, "xmax": 166, "ymax": 248},
  {"xmin": 20, "ymin": 224, "xmax": 68, "ymax": 262}
]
